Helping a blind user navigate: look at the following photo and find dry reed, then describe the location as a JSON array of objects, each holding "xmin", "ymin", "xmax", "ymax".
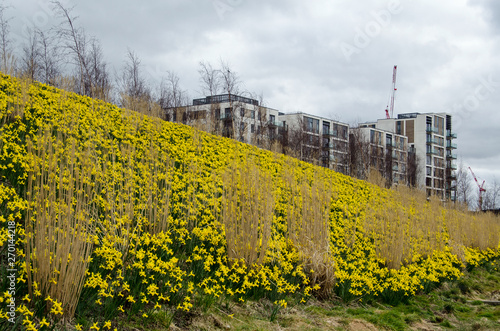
[
  {"xmin": 285, "ymin": 165, "xmax": 335, "ymax": 297},
  {"xmin": 25, "ymin": 129, "xmax": 97, "ymax": 319},
  {"xmin": 221, "ymin": 157, "xmax": 273, "ymax": 265}
]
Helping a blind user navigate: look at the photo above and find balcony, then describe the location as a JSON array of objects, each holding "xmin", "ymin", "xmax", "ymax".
[
  {"xmin": 427, "ymin": 148, "xmax": 439, "ymax": 155},
  {"xmin": 323, "ymin": 130, "xmax": 338, "ymax": 137},
  {"xmin": 446, "ymin": 153, "xmax": 457, "ymax": 160},
  {"xmin": 426, "ymin": 138, "xmax": 439, "ymax": 145},
  {"xmin": 447, "ymin": 172, "xmax": 457, "ymax": 180},
  {"xmin": 391, "ymin": 151, "xmax": 398, "ymax": 159},
  {"xmin": 448, "ymin": 163, "xmax": 458, "ymax": 170},
  {"xmin": 386, "ymin": 141, "xmax": 397, "ymax": 148},
  {"xmin": 268, "ymin": 120, "xmax": 284, "ymax": 128},
  {"xmin": 446, "ymin": 130, "xmax": 457, "ymax": 139},
  {"xmin": 220, "ymin": 113, "xmax": 232, "ymax": 120},
  {"xmin": 446, "ymin": 142, "xmax": 457, "ymax": 149},
  {"xmin": 426, "ymin": 126, "xmax": 438, "ymax": 133}
]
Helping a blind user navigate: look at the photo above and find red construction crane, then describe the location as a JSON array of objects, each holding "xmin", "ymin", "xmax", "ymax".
[
  {"xmin": 385, "ymin": 65, "xmax": 398, "ymax": 119},
  {"xmin": 468, "ymin": 167, "xmax": 486, "ymax": 210}
]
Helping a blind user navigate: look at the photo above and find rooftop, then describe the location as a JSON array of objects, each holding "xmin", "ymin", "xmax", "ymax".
[
  {"xmin": 397, "ymin": 113, "xmax": 420, "ymax": 119},
  {"xmin": 192, "ymin": 94, "xmax": 259, "ymax": 106}
]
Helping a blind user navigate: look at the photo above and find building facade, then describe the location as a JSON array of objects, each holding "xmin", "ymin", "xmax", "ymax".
[
  {"xmin": 361, "ymin": 113, "xmax": 457, "ymax": 200},
  {"xmin": 166, "ymin": 94, "xmax": 283, "ymax": 147},
  {"xmin": 279, "ymin": 112, "xmax": 349, "ymax": 173},
  {"xmin": 356, "ymin": 127, "xmax": 409, "ymax": 185}
]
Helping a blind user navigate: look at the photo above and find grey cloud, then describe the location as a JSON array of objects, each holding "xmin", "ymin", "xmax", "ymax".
[{"xmin": 7, "ymin": 0, "xmax": 500, "ymax": 183}]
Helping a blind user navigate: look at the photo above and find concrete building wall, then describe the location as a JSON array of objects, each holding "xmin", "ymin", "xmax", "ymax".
[
  {"xmin": 363, "ymin": 112, "xmax": 457, "ymax": 199},
  {"xmin": 358, "ymin": 127, "xmax": 408, "ymax": 184},
  {"xmin": 279, "ymin": 112, "xmax": 349, "ymax": 173},
  {"xmin": 174, "ymin": 95, "xmax": 281, "ymax": 147}
]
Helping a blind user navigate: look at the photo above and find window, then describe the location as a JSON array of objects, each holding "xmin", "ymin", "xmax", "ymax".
[
  {"xmin": 396, "ymin": 121, "xmax": 402, "ymax": 134},
  {"xmin": 240, "ymin": 107, "xmax": 245, "ymax": 117},
  {"xmin": 386, "ymin": 134, "xmax": 392, "ymax": 146},
  {"xmin": 370, "ymin": 130, "xmax": 375, "ymax": 143},
  {"xmin": 251, "ymin": 110, "xmax": 255, "ymax": 119},
  {"xmin": 323, "ymin": 122, "xmax": 330, "ymax": 135},
  {"xmin": 270, "ymin": 114, "xmax": 275, "ymax": 124},
  {"xmin": 323, "ymin": 137, "xmax": 330, "ymax": 148},
  {"xmin": 251, "ymin": 124, "xmax": 255, "ymax": 133},
  {"xmin": 340, "ymin": 125, "xmax": 348, "ymax": 140},
  {"xmin": 434, "ymin": 158, "xmax": 444, "ymax": 168},
  {"xmin": 426, "ymin": 155, "xmax": 431, "ymax": 165},
  {"xmin": 305, "ymin": 117, "xmax": 319, "ymax": 133},
  {"xmin": 426, "ymin": 166, "xmax": 432, "ymax": 176}
]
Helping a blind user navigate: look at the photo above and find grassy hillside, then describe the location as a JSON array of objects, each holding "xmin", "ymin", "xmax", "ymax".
[{"xmin": 0, "ymin": 73, "xmax": 499, "ymax": 330}]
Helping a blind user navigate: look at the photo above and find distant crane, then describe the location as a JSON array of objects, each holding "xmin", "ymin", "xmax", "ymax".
[
  {"xmin": 384, "ymin": 65, "xmax": 398, "ymax": 119},
  {"xmin": 468, "ymin": 167, "xmax": 486, "ymax": 211}
]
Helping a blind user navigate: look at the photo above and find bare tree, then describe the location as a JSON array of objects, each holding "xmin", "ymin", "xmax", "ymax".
[
  {"xmin": 286, "ymin": 117, "xmax": 321, "ymax": 163},
  {"xmin": 20, "ymin": 25, "xmax": 63, "ymax": 86},
  {"xmin": 0, "ymin": 3, "xmax": 15, "ymax": 74},
  {"xmin": 384, "ymin": 145, "xmax": 394, "ymax": 187},
  {"xmin": 197, "ymin": 61, "xmax": 221, "ymax": 133},
  {"xmin": 19, "ymin": 26, "xmax": 41, "ymax": 81},
  {"xmin": 116, "ymin": 49, "xmax": 154, "ymax": 113},
  {"xmin": 37, "ymin": 29, "xmax": 62, "ymax": 86},
  {"xmin": 483, "ymin": 178, "xmax": 500, "ymax": 210},
  {"xmin": 252, "ymin": 100, "xmax": 271, "ymax": 148},
  {"xmin": 88, "ymin": 39, "xmax": 111, "ymax": 101},
  {"xmin": 198, "ymin": 61, "xmax": 221, "ymax": 96},
  {"xmin": 456, "ymin": 158, "xmax": 473, "ymax": 207},
  {"xmin": 348, "ymin": 127, "xmax": 370, "ymax": 180},
  {"xmin": 52, "ymin": 1, "xmax": 111, "ymax": 100},
  {"xmin": 158, "ymin": 70, "xmax": 189, "ymax": 122},
  {"xmin": 219, "ymin": 59, "xmax": 240, "ymax": 96},
  {"xmin": 406, "ymin": 148, "xmax": 419, "ymax": 187}
]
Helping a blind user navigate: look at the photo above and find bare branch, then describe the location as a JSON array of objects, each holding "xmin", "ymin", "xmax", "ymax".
[{"xmin": 198, "ymin": 61, "xmax": 220, "ymax": 96}]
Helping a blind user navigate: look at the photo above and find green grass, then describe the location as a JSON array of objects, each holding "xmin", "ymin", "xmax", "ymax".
[
  {"xmin": 67, "ymin": 259, "xmax": 497, "ymax": 330},
  {"xmin": 162, "ymin": 261, "xmax": 498, "ymax": 331}
]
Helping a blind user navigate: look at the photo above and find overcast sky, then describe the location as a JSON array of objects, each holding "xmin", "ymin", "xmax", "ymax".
[{"xmin": 8, "ymin": 0, "xmax": 500, "ymax": 196}]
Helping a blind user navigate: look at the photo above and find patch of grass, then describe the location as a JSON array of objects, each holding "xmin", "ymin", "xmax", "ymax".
[
  {"xmin": 440, "ymin": 319, "xmax": 452, "ymax": 328},
  {"xmin": 366, "ymin": 310, "xmax": 407, "ymax": 331}
]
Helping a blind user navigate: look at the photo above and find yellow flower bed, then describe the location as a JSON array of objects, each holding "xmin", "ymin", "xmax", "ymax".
[{"xmin": 0, "ymin": 73, "xmax": 499, "ymax": 329}]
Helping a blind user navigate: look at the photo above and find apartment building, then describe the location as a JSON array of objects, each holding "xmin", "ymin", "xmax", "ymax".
[
  {"xmin": 279, "ymin": 112, "xmax": 349, "ymax": 173},
  {"xmin": 363, "ymin": 113, "xmax": 457, "ymax": 200},
  {"xmin": 166, "ymin": 94, "xmax": 283, "ymax": 147},
  {"xmin": 356, "ymin": 126, "xmax": 408, "ymax": 185}
]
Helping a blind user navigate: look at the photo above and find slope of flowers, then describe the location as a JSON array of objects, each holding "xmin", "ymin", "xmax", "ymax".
[{"xmin": 0, "ymin": 73, "xmax": 499, "ymax": 329}]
